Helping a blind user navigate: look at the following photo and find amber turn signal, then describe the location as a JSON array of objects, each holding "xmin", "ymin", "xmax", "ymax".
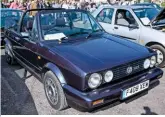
[
  {"xmin": 37, "ymin": 56, "xmax": 41, "ymax": 60},
  {"xmin": 92, "ymin": 99, "xmax": 104, "ymax": 106}
]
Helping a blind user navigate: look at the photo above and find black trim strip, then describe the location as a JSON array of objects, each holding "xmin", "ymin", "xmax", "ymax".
[
  {"xmin": 116, "ymin": 35, "xmax": 137, "ymax": 40},
  {"xmin": 15, "ymin": 56, "xmax": 42, "ymax": 80}
]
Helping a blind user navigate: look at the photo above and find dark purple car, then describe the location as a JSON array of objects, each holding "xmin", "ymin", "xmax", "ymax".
[{"xmin": 4, "ymin": 9, "xmax": 163, "ymax": 111}]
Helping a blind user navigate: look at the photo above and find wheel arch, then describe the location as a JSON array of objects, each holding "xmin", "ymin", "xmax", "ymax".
[
  {"xmin": 42, "ymin": 62, "xmax": 67, "ymax": 85},
  {"xmin": 145, "ymin": 42, "xmax": 165, "ymax": 49}
]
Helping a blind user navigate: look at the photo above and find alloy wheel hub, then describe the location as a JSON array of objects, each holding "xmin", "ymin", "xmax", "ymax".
[
  {"xmin": 45, "ymin": 78, "xmax": 58, "ymax": 105},
  {"xmin": 153, "ymin": 49, "xmax": 164, "ymax": 64}
]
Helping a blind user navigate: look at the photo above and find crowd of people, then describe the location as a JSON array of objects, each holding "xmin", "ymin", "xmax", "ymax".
[
  {"xmin": 1, "ymin": 0, "xmax": 163, "ymax": 13},
  {"xmin": 1, "ymin": 0, "xmax": 138, "ymax": 11},
  {"xmin": 1, "ymin": 0, "xmax": 107, "ymax": 12}
]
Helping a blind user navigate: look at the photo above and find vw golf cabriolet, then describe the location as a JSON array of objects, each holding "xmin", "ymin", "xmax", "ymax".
[{"xmin": 4, "ymin": 9, "xmax": 163, "ymax": 111}]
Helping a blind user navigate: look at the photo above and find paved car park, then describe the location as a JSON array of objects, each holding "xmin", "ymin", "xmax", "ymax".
[{"xmin": 1, "ymin": 48, "xmax": 165, "ymax": 115}]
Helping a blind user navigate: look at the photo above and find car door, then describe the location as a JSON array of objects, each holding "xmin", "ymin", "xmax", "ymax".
[
  {"xmin": 96, "ymin": 8, "xmax": 115, "ymax": 34},
  {"xmin": 18, "ymin": 13, "xmax": 40, "ymax": 72},
  {"xmin": 6, "ymin": 27, "xmax": 23, "ymax": 61},
  {"xmin": 113, "ymin": 9, "xmax": 140, "ymax": 43}
]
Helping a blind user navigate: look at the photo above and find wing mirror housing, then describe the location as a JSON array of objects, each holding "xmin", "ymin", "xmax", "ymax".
[{"xmin": 21, "ymin": 32, "xmax": 29, "ymax": 38}]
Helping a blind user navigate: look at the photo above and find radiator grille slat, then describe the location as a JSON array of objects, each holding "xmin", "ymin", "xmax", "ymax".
[{"xmin": 112, "ymin": 59, "xmax": 145, "ymax": 81}]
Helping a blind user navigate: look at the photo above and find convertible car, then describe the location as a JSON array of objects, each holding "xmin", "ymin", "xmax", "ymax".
[
  {"xmin": 4, "ymin": 9, "xmax": 163, "ymax": 111},
  {"xmin": 92, "ymin": 6, "xmax": 165, "ymax": 68}
]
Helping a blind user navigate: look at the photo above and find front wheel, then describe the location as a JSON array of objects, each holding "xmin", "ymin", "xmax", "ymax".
[
  {"xmin": 43, "ymin": 71, "xmax": 68, "ymax": 111},
  {"xmin": 150, "ymin": 44, "xmax": 165, "ymax": 68}
]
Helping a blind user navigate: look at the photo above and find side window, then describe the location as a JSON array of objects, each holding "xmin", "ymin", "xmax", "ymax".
[
  {"xmin": 30, "ymin": 17, "xmax": 38, "ymax": 42},
  {"xmin": 115, "ymin": 10, "xmax": 138, "ymax": 27},
  {"xmin": 20, "ymin": 11, "xmax": 38, "ymax": 42},
  {"xmin": 96, "ymin": 8, "xmax": 114, "ymax": 24},
  {"xmin": 21, "ymin": 11, "xmax": 34, "ymax": 37}
]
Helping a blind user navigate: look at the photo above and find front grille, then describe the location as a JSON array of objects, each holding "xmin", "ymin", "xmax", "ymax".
[{"xmin": 112, "ymin": 59, "xmax": 146, "ymax": 81}]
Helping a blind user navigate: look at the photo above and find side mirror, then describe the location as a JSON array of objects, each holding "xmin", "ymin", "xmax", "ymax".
[
  {"xmin": 21, "ymin": 32, "xmax": 29, "ymax": 38},
  {"xmin": 128, "ymin": 24, "xmax": 139, "ymax": 29}
]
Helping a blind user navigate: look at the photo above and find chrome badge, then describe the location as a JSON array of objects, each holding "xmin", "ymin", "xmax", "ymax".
[{"xmin": 126, "ymin": 67, "xmax": 133, "ymax": 74}]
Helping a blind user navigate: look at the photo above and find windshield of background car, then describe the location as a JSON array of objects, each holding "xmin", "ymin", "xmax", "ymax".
[
  {"xmin": 1, "ymin": 10, "xmax": 23, "ymax": 28},
  {"xmin": 40, "ymin": 11, "xmax": 103, "ymax": 41},
  {"xmin": 133, "ymin": 8, "xmax": 159, "ymax": 26}
]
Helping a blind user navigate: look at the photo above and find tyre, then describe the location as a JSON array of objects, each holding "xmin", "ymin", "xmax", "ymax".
[
  {"xmin": 5, "ymin": 44, "xmax": 15, "ymax": 65},
  {"xmin": 44, "ymin": 71, "xmax": 68, "ymax": 110},
  {"xmin": 150, "ymin": 44, "xmax": 165, "ymax": 68}
]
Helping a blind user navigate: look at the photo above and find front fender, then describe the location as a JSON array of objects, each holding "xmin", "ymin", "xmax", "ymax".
[
  {"xmin": 42, "ymin": 62, "xmax": 66, "ymax": 85},
  {"xmin": 141, "ymin": 27, "xmax": 165, "ymax": 46}
]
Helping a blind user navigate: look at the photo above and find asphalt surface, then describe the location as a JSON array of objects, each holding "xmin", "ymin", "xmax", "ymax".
[{"xmin": 1, "ymin": 49, "xmax": 165, "ymax": 115}]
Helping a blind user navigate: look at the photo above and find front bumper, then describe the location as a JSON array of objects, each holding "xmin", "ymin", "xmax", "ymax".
[{"xmin": 63, "ymin": 68, "xmax": 163, "ymax": 110}]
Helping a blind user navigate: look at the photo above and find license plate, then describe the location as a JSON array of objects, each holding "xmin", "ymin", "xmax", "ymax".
[{"xmin": 122, "ymin": 80, "xmax": 149, "ymax": 99}]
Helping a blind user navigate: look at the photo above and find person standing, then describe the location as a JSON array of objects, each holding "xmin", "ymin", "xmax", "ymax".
[
  {"xmin": 38, "ymin": 0, "xmax": 44, "ymax": 8},
  {"xmin": 52, "ymin": 1, "xmax": 61, "ymax": 8},
  {"xmin": 18, "ymin": 1, "xmax": 26, "ymax": 11},
  {"xmin": 62, "ymin": 1, "xmax": 69, "ymax": 9},
  {"xmin": 26, "ymin": 0, "xmax": 31, "ymax": 10},
  {"xmin": 9, "ymin": 0, "xmax": 19, "ymax": 9},
  {"xmin": 30, "ymin": 0, "xmax": 38, "ymax": 16},
  {"xmin": 44, "ymin": 0, "xmax": 51, "ymax": 8},
  {"xmin": 90, "ymin": 3, "xmax": 96, "ymax": 13},
  {"xmin": 122, "ymin": 0, "xmax": 130, "ymax": 5}
]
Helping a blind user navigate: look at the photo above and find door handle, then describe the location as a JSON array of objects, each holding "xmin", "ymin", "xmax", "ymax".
[{"xmin": 114, "ymin": 27, "xmax": 118, "ymax": 29}]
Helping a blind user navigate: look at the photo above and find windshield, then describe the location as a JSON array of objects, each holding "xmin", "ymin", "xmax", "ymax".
[
  {"xmin": 40, "ymin": 11, "xmax": 103, "ymax": 41},
  {"xmin": 133, "ymin": 8, "xmax": 159, "ymax": 26},
  {"xmin": 1, "ymin": 10, "xmax": 23, "ymax": 28},
  {"xmin": 152, "ymin": 4, "xmax": 162, "ymax": 10}
]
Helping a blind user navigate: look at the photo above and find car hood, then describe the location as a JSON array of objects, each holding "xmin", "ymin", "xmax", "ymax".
[
  {"xmin": 151, "ymin": 8, "xmax": 165, "ymax": 25},
  {"xmin": 44, "ymin": 33, "xmax": 152, "ymax": 73}
]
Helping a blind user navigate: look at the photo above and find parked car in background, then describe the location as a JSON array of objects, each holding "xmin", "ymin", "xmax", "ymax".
[
  {"xmin": 0, "ymin": 8, "xmax": 23, "ymax": 45},
  {"xmin": 92, "ymin": 6, "xmax": 165, "ymax": 68},
  {"xmin": 4, "ymin": 9, "xmax": 163, "ymax": 111},
  {"xmin": 132, "ymin": 3, "xmax": 163, "ymax": 11}
]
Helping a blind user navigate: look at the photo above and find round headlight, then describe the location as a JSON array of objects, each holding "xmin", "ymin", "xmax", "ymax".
[
  {"xmin": 144, "ymin": 59, "xmax": 151, "ymax": 69},
  {"xmin": 88, "ymin": 73, "xmax": 102, "ymax": 89},
  {"xmin": 104, "ymin": 71, "xmax": 113, "ymax": 83},
  {"xmin": 150, "ymin": 56, "xmax": 156, "ymax": 67}
]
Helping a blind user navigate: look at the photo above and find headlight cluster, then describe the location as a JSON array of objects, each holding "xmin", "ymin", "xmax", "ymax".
[
  {"xmin": 88, "ymin": 73, "xmax": 102, "ymax": 89},
  {"xmin": 88, "ymin": 56, "xmax": 156, "ymax": 89},
  {"xmin": 88, "ymin": 71, "xmax": 114, "ymax": 89},
  {"xmin": 144, "ymin": 56, "xmax": 157, "ymax": 69}
]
